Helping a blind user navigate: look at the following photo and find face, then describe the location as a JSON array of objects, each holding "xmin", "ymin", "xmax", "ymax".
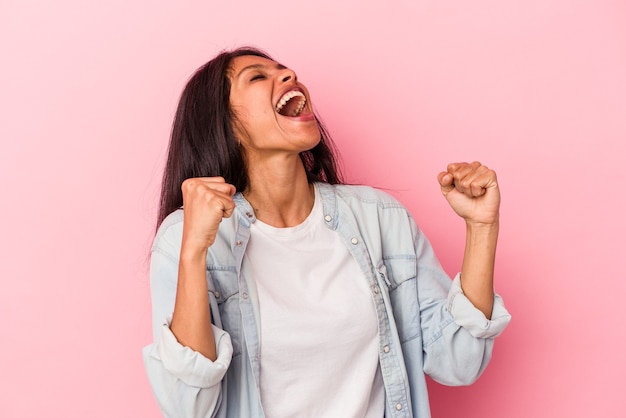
[{"xmin": 228, "ymin": 55, "xmax": 320, "ymax": 158}]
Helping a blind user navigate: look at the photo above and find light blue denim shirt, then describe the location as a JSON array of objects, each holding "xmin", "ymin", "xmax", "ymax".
[{"xmin": 143, "ymin": 183, "xmax": 511, "ymax": 418}]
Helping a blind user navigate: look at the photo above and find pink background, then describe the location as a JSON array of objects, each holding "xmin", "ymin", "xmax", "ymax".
[{"xmin": 1, "ymin": 0, "xmax": 625, "ymax": 417}]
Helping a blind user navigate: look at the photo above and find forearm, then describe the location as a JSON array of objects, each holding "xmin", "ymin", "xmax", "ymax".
[
  {"xmin": 460, "ymin": 220, "xmax": 499, "ymax": 319},
  {"xmin": 171, "ymin": 245, "xmax": 217, "ymax": 360}
]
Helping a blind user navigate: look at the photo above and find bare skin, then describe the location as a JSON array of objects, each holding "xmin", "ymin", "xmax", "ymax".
[
  {"xmin": 438, "ymin": 161, "xmax": 500, "ymax": 318},
  {"xmin": 169, "ymin": 55, "xmax": 501, "ymax": 360},
  {"xmin": 170, "ymin": 177, "xmax": 236, "ymax": 360}
]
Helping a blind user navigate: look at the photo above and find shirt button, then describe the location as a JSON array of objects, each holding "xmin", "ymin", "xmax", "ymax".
[
  {"xmin": 396, "ymin": 403, "xmax": 403, "ymax": 411},
  {"xmin": 324, "ymin": 215, "xmax": 332, "ymax": 222},
  {"xmin": 246, "ymin": 212, "xmax": 253, "ymax": 218},
  {"xmin": 383, "ymin": 345, "xmax": 390, "ymax": 353},
  {"xmin": 214, "ymin": 291, "xmax": 220, "ymax": 298},
  {"xmin": 350, "ymin": 237, "xmax": 358, "ymax": 245},
  {"xmin": 242, "ymin": 292, "xmax": 248, "ymax": 299},
  {"xmin": 236, "ymin": 240, "xmax": 242, "ymax": 246},
  {"xmin": 372, "ymin": 285, "xmax": 380, "ymax": 294}
]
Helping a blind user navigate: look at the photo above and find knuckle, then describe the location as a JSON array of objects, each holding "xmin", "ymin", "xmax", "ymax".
[{"xmin": 182, "ymin": 178, "xmax": 196, "ymax": 189}]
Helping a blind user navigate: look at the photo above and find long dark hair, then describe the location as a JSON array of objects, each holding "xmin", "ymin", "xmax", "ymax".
[{"xmin": 157, "ymin": 47, "xmax": 343, "ymax": 228}]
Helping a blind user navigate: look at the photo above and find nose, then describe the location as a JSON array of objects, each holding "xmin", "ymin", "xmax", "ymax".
[{"xmin": 279, "ymin": 68, "xmax": 297, "ymax": 83}]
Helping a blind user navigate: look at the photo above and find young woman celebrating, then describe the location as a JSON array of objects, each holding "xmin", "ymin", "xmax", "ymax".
[{"xmin": 143, "ymin": 47, "xmax": 511, "ymax": 418}]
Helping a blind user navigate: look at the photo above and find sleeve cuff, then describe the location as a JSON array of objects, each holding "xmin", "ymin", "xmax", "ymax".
[
  {"xmin": 447, "ymin": 274, "xmax": 512, "ymax": 338},
  {"xmin": 156, "ymin": 317, "xmax": 233, "ymax": 388}
]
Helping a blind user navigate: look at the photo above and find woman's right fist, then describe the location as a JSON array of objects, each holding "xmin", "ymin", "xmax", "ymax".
[{"xmin": 180, "ymin": 177, "xmax": 236, "ymax": 253}]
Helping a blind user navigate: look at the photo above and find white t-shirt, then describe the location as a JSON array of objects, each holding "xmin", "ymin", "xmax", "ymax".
[{"xmin": 244, "ymin": 186, "xmax": 384, "ymax": 418}]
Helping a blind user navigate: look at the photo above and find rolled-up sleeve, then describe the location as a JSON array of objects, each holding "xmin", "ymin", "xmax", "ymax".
[
  {"xmin": 411, "ymin": 221, "xmax": 511, "ymax": 387},
  {"xmin": 448, "ymin": 274, "xmax": 511, "ymax": 338},
  {"xmin": 142, "ymin": 322, "xmax": 232, "ymax": 418},
  {"xmin": 420, "ymin": 271, "xmax": 511, "ymax": 386},
  {"xmin": 146, "ymin": 320, "xmax": 232, "ymax": 387},
  {"xmin": 142, "ymin": 216, "xmax": 233, "ymax": 418}
]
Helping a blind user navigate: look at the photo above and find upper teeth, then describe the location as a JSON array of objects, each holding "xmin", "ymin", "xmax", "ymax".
[{"xmin": 276, "ymin": 90, "xmax": 306, "ymax": 116}]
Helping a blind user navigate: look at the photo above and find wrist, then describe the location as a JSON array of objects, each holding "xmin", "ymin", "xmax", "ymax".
[
  {"xmin": 464, "ymin": 219, "xmax": 499, "ymax": 256},
  {"xmin": 179, "ymin": 241, "xmax": 209, "ymax": 264},
  {"xmin": 465, "ymin": 217, "xmax": 499, "ymax": 231}
]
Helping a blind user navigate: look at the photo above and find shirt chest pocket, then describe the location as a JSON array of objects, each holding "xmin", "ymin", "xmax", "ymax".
[
  {"xmin": 380, "ymin": 257, "xmax": 421, "ymax": 343},
  {"xmin": 207, "ymin": 267, "xmax": 244, "ymax": 357}
]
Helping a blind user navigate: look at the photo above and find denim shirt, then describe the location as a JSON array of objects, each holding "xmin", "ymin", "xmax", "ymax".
[{"xmin": 143, "ymin": 183, "xmax": 511, "ymax": 418}]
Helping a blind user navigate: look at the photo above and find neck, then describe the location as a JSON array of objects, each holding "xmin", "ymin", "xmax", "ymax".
[{"xmin": 243, "ymin": 156, "xmax": 314, "ymax": 228}]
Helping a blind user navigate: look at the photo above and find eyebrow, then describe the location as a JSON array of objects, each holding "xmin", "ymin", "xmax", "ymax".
[{"xmin": 236, "ymin": 62, "xmax": 287, "ymax": 78}]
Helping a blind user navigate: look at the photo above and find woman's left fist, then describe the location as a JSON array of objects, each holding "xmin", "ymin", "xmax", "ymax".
[{"xmin": 437, "ymin": 161, "xmax": 500, "ymax": 225}]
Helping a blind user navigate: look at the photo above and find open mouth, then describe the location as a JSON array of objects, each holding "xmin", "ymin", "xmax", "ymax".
[{"xmin": 275, "ymin": 90, "xmax": 307, "ymax": 117}]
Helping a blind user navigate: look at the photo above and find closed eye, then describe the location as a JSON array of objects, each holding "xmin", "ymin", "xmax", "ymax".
[{"xmin": 250, "ymin": 74, "xmax": 266, "ymax": 82}]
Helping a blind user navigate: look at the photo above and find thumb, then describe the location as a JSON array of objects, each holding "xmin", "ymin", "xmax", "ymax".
[{"xmin": 438, "ymin": 172, "xmax": 455, "ymax": 194}]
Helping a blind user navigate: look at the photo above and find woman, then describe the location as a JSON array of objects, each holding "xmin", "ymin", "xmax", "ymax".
[{"xmin": 143, "ymin": 47, "xmax": 511, "ymax": 418}]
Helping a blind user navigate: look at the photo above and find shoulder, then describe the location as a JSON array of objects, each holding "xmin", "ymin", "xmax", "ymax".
[
  {"xmin": 331, "ymin": 184, "xmax": 407, "ymax": 211},
  {"xmin": 152, "ymin": 209, "xmax": 185, "ymax": 256},
  {"xmin": 318, "ymin": 183, "xmax": 415, "ymax": 230},
  {"xmin": 320, "ymin": 184, "xmax": 421, "ymax": 257}
]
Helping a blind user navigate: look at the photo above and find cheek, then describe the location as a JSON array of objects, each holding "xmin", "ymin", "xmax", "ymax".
[{"xmin": 233, "ymin": 98, "xmax": 274, "ymax": 124}]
